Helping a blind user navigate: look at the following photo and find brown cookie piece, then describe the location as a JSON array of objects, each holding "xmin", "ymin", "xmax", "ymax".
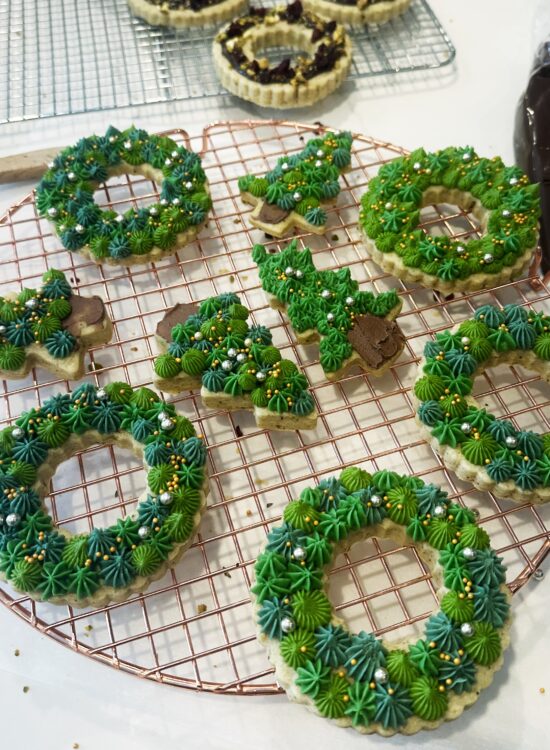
[
  {"xmin": 62, "ymin": 295, "xmax": 107, "ymax": 337},
  {"xmin": 156, "ymin": 302, "xmax": 199, "ymax": 341},
  {"xmin": 347, "ymin": 314, "xmax": 405, "ymax": 369}
]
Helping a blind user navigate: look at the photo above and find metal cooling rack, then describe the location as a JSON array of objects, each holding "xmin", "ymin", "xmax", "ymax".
[
  {"xmin": 0, "ymin": 0, "xmax": 455, "ymax": 124},
  {"xmin": 0, "ymin": 120, "xmax": 549, "ymax": 695}
]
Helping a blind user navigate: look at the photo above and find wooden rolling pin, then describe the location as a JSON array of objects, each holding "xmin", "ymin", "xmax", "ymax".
[{"xmin": 0, "ymin": 146, "xmax": 63, "ymax": 184}]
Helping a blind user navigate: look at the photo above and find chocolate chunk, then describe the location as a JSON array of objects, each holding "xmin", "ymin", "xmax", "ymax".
[
  {"xmin": 62, "ymin": 294, "xmax": 106, "ymax": 337},
  {"xmin": 347, "ymin": 314, "xmax": 405, "ymax": 369},
  {"xmin": 156, "ymin": 302, "xmax": 198, "ymax": 341},
  {"xmin": 257, "ymin": 202, "xmax": 291, "ymax": 225}
]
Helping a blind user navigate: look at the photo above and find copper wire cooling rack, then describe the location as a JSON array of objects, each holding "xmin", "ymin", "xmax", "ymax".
[
  {"xmin": 0, "ymin": 0, "xmax": 455, "ymax": 124},
  {"xmin": 0, "ymin": 120, "xmax": 549, "ymax": 695}
]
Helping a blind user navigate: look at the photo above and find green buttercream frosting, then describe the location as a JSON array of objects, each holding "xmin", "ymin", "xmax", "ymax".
[
  {"xmin": 464, "ymin": 622, "xmax": 501, "ymax": 666},
  {"xmin": 280, "ymin": 630, "xmax": 316, "ymax": 669},
  {"xmin": 292, "ymin": 590, "xmax": 332, "ymax": 631},
  {"xmin": 339, "ymin": 467, "xmax": 372, "ymax": 491},
  {"xmin": 386, "ymin": 649, "xmax": 419, "ymax": 688},
  {"xmin": 409, "ymin": 676, "xmax": 448, "ymax": 721},
  {"xmin": 440, "ymin": 590, "xmax": 475, "ymax": 623}
]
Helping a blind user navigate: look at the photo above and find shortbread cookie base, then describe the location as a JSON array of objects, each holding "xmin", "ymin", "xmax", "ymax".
[
  {"xmin": 0, "ymin": 302, "xmax": 113, "ymax": 381},
  {"xmin": 213, "ymin": 22, "xmax": 352, "ymax": 109},
  {"xmin": 252, "ymin": 517, "xmax": 512, "ymax": 736},
  {"xmin": 266, "ymin": 292, "xmax": 404, "ymax": 381},
  {"xmin": 153, "ymin": 337, "xmax": 318, "ymax": 431},
  {"xmin": 303, "ymin": 0, "xmax": 412, "ymax": 26},
  {"xmin": 360, "ymin": 185, "xmax": 537, "ymax": 293},
  {"xmin": 44, "ymin": 162, "xmax": 208, "ymax": 267},
  {"xmin": 0, "ymin": 430, "xmax": 209, "ymax": 608},
  {"xmin": 413, "ymin": 344, "xmax": 550, "ymax": 505},
  {"xmin": 240, "ymin": 191, "xmax": 338, "ymax": 238},
  {"xmin": 128, "ymin": 0, "xmax": 248, "ymax": 27}
]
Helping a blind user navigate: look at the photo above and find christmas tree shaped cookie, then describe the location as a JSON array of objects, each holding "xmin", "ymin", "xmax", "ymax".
[
  {"xmin": 153, "ymin": 292, "xmax": 318, "ymax": 431},
  {"xmin": 253, "ymin": 240, "xmax": 405, "ymax": 381},
  {"xmin": 238, "ymin": 130, "xmax": 353, "ymax": 238},
  {"xmin": 0, "ymin": 270, "xmax": 113, "ymax": 380}
]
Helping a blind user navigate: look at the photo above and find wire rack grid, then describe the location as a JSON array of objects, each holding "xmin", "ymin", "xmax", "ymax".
[
  {"xmin": 0, "ymin": 0, "xmax": 455, "ymax": 125},
  {"xmin": 0, "ymin": 120, "xmax": 549, "ymax": 695}
]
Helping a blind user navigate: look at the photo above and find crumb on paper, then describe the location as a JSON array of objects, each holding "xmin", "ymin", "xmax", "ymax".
[
  {"xmin": 223, "ymin": 570, "xmax": 232, "ymax": 578},
  {"xmin": 14, "ymin": 649, "xmax": 20, "ymax": 657},
  {"xmin": 229, "ymin": 275, "xmax": 235, "ymax": 283},
  {"xmin": 235, "ymin": 425, "xmax": 243, "ymax": 438},
  {"xmin": 331, "ymin": 234, "xmax": 339, "ymax": 242},
  {"xmin": 88, "ymin": 362, "xmax": 104, "ymax": 372},
  {"xmin": 84, "ymin": 624, "xmax": 93, "ymax": 632},
  {"xmin": 246, "ymin": 509, "xmax": 253, "ymax": 517},
  {"xmin": 23, "ymin": 686, "xmax": 29, "ymax": 694},
  {"xmin": 197, "ymin": 603, "xmax": 207, "ymax": 614},
  {"xmin": 234, "ymin": 217, "xmax": 241, "ymax": 224},
  {"xmin": 73, "ymin": 744, "xmax": 80, "ymax": 749},
  {"xmin": 256, "ymin": 478, "xmax": 266, "ymax": 487},
  {"xmin": 540, "ymin": 687, "xmax": 546, "ymax": 694},
  {"xmin": 266, "ymin": 502, "xmax": 273, "ymax": 509},
  {"xmin": 131, "ymin": 346, "xmax": 138, "ymax": 352},
  {"xmin": 242, "ymin": 275, "xmax": 248, "ymax": 281}
]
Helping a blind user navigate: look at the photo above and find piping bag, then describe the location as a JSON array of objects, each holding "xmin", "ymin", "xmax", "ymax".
[{"xmin": 514, "ymin": 40, "xmax": 550, "ymax": 274}]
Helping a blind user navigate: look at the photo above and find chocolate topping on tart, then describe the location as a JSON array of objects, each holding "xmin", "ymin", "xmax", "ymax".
[
  {"xmin": 62, "ymin": 295, "xmax": 107, "ymax": 337},
  {"xmin": 347, "ymin": 314, "xmax": 404, "ymax": 369},
  {"xmin": 257, "ymin": 202, "xmax": 291, "ymax": 225},
  {"xmin": 156, "ymin": 302, "xmax": 199, "ymax": 342}
]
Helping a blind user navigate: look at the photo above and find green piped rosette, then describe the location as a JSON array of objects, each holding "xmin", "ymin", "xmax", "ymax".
[
  {"xmin": 252, "ymin": 468, "xmax": 511, "ymax": 735},
  {"xmin": 252, "ymin": 239, "xmax": 402, "ymax": 378},
  {"xmin": 414, "ymin": 303, "xmax": 550, "ymax": 504},
  {"xmin": 153, "ymin": 292, "xmax": 316, "ymax": 428},
  {"xmin": 238, "ymin": 130, "xmax": 353, "ymax": 237},
  {"xmin": 0, "ymin": 382, "xmax": 208, "ymax": 606},
  {"xmin": 35, "ymin": 125, "xmax": 211, "ymax": 265},
  {"xmin": 359, "ymin": 146, "xmax": 540, "ymax": 292}
]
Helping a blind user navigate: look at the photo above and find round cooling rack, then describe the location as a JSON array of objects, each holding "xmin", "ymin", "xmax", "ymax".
[{"xmin": 0, "ymin": 120, "xmax": 549, "ymax": 695}]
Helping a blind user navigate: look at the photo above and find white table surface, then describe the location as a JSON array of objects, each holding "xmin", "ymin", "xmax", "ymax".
[{"xmin": 0, "ymin": 1, "xmax": 549, "ymax": 747}]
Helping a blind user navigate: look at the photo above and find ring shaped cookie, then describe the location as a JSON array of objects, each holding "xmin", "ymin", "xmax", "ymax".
[
  {"xmin": 213, "ymin": 1, "xmax": 352, "ymax": 109},
  {"xmin": 359, "ymin": 147, "xmax": 540, "ymax": 293},
  {"xmin": 414, "ymin": 304, "xmax": 550, "ymax": 504},
  {"xmin": 36, "ymin": 125, "xmax": 211, "ymax": 266},
  {"xmin": 303, "ymin": 0, "xmax": 412, "ymax": 26},
  {"xmin": 252, "ymin": 468, "xmax": 511, "ymax": 735},
  {"xmin": 127, "ymin": 0, "xmax": 248, "ymax": 28},
  {"xmin": 0, "ymin": 382, "xmax": 208, "ymax": 607}
]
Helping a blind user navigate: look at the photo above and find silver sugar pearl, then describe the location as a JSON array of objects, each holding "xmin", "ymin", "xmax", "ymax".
[
  {"xmin": 75, "ymin": 224, "xmax": 85, "ymax": 233},
  {"xmin": 293, "ymin": 546, "xmax": 307, "ymax": 561},
  {"xmin": 461, "ymin": 336, "xmax": 470, "ymax": 345},
  {"xmin": 413, "ymin": 161, "xmax": 421, "ymax": 170},
  {"xmin": 96, "ymin": 388, "xmax": 107, "ymax": 400},
  {"xmin": 280, "ymin": 616, "xmax": 295, "ymax": 634},
  {"xmin": 321, "ymin": 289, "xmax": 332, "ymax": 299},
  {"xmin": 502, "ymin": 209, "xmax": 510, "ymax": 217},
  {"xmin": 244, "ymin": 337, "xmax": 253, "ymax": 348},
  {"xmin": 172, "ymin": 198, "xmax": 181, "ymax": 206},
  {"xmin": 295, "ymin": 269, "xmax": 303, "ymax": 279},
  {"xmin": 285, "ymin": 266, "xmax": 294, "ymax": 277},
  {"xmin": 68, "ymin": 171, "xmax": 76, "ymax": 180},
  {"xmin": 149, "ymin": 207, "xmax": 158, "ymax": 216},
  {"xmin": 185, "ymin": 181, "xmax": 193, "ymax": 190},
  {"xmin": 227, "ymin": 347, "xmax": 237, "ymax": 359},
  {"xmin": 58, "ymin": 225, "xmax": 66, "ymax": 233},
  {"xmin": 345, "ymin": 296, "xmax": 354, "ymax": 306},
  {"xmin": 157, "ymin": 411, "xmax": 170, "ymax": 422},
  {"xmin": 370, "ymin": 494, "xmax": 382, "ymax": 507},
  {"xmin": 462, "ymin": 546, "xmax": 477, "ymax": 561},
  {"xmin": 293, "ymin": 192, "xmax": 302, "ymax": 202},
  {"xmin": 47, "ymin": 207, "xmax": 58, "ymax": 218},
  {"xmin": 256, "ymin": 371, "xmax": 266, "ymax": 382},
  {"xmin": 483, "ymin": 253, "xmax": 493, "ymax": 264},
  {"xmin": 124, "ymin": 140, "xmax": 132, "ymax": 149},
  {"xmin": 11, "ymin": 427, "xmax": 24, "ymax": 439},
  {"xmin": 160, "ymin": 199, "xmax": 168, "ymax": 206},
  {"xmin": 0, "ymin": 515, "xmax": 3, "ymax": 525},
  {"xmin": 164, "ymin": 158, "xmax": 172, "ymax": 167},
  {"xmin": 315, "ymin": 159, "xmax": 323, "ymax": 167},
  {"xmin": 115, "ymin": 214, "xmax": 124, "ymax": 223},
  {"xmin": 460, "ymin": 622, "xmax": 474, "ymax": 637},
  {"xmin": 171, "ymin": 150, "xmax": 179, "ymax": 158},
  {"xmin": 281, "ymin": 162, "xmax": 289, "ymax": 171},
  {"xmin": 456, "ymin": 245, "xmax": 465, "ymax": 255},
  {"xmin": 159, "ymin": 491, "xmax": 173, "ymax": 505},
  {"xmin": 109, "ymin": 136, "xmax": 117, "ymax": 144},
  {"xmin": 138, "ymin": 525, "xmax": 150, "ymax": 539},
  {"xmin": 316, "ymin": 149, "xmax": 324, "ymax": 158},
  {"xmin": 505, "ymin": 435, "xmax": 517, "ymax": 448},
  {"xmin": 534, "ymin": 568, "xmax": 544, "ymax": 581},
  {"xmin": 193, "ymin": 331, "xmax": 203, "ymax": 341},
  {"xmin": 433, "ymin": 504, "xmax": 447, "ymax": 518},
  {"xmin": 160, "ymin": 418, "xmax": 174, "ymax": 431},
  {"xmin": 0, "ymin": 325, "xmax": 6, "ymax": 335},
  {"xmin": 326, "ymin": 312, "xmax": 335, "ymax": 322},
  {"xmin": 6, "ymin": 513, "xmax": 20, "ymax": 527},
  {"xmin": 462, "ymin": 152, "xmax": 472, "ymax": 161},
  {"xmin": 385, "ymin": 202, "xmax": 393, "ymax": 209},
  {"xmin": 374, "ymin": 667, "xmax": 389, "ymax": 684},
  {"xmin": 461, "ymin": 422, "xmax": 472, "ymax": 434},
  {"xmin": 221, "ymin": 360, "xmax": 233, "ymax": 372},
  {"xmin": 25, "ymin": 298, "xmax": 38, "ymax": 309},
  {"xmin": 236, "ymin": 353, "xmax": 247, "ymax": 363},
  {"xmin": 509, "ymin": 177, "xmax": 518, "ymax": 185}
]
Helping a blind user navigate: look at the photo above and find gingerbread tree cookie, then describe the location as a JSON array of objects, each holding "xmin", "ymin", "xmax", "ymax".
[
  {"xmin": 153, "ymin": 292, "xmax": 318, "ymax": 431},
  {"xmin": 252, "ymin": 240, "xmax": 405, "ymax": 381},
  {"xmin": 238, "ymin": 130, "xmax": 353, "ymax": 238},
  {"xmin": 0, "ymin": 270, "xmax": 113, "ymax": 380}
]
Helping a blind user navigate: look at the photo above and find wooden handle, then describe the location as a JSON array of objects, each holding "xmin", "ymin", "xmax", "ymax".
[{"xmin": 0, "ymin": 146, "xmax": 63, "ymax": 184}]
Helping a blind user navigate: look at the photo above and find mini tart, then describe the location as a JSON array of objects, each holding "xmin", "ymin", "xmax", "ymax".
[
  {"xmin": 0, "ymin": 269, "xmax": 112, "ymax": 380},
  {"xmin": 0, "ymin": 383, "xmax": 208, "ymax": 607},
  {"xmin": 127, "ymin": 0, "xmax": 249, "ymax": 27},
  {"xmin": 153, "ymin": 292, "xmax": 318, "ymax": 431},
  {"xmin": 359, "ymin": 146, "xmax": 540, "ymax": 293},
  {"xmin": 213, "ymin": 1, "xmax": 352, "ymax": 109},
  {"xmin": 413, "ymin": 304, "xmax": 550, "ymax": 505},
  {"xmin": 239, "ymin": 130, "xmax": 353, "ymax": 238},
  {"xmin": 35, "ymin": 125, "xmax": 211, "ymax": 267},
  {"xmin": 253, "ymin": 240, "xmax": 405, "ymax": 381},
  {"xmin": 303, "ymin": 0, "xmax": 412, "ymax": 26},
  {"xmin": 252, "ymin": 468, "xmax": 511, "ymax": 735}
]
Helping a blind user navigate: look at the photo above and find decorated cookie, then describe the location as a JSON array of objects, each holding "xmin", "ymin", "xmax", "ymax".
[
  {"xmin": 239, "ymin": 130, "xmax": 353, "ymax": 238},
  {"xmin": 413, "ymin": 304, "xmax": 550, "ymax": 505},
  {"xmin": 153, "ymin": 292, "xmax": 318, "ymax": 431},
  {"xmin": 303, "ymin": 0, "xmax": 412, "ymax": 26},
  {"xmin": 252, "ymin": 468, "xmax": 511, "ymax": 735},
  {"xmin": 213, "ymin": 2, "xmax": 352, "ymax": 109},
  {"xmin": 359, "ymin": 147, "xmax": 540, "ymax": 293},
  {"xmin": 252, "ymin": 240, "xmax": 405, "ymax": 381},
  {"xmin": 0, "ymin": 382, "xmax": 208, "ymax": 607},
  {"xmin": 36, "ymin": 125, "xmax": 211, "ymax": 266},
  {"xmin": 0, "ymin": 269, "xmax": 112, "ymax": 380},
  {"xmin": 127, "ymin": 0, "xmax": 248, "ymax": 27}
]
